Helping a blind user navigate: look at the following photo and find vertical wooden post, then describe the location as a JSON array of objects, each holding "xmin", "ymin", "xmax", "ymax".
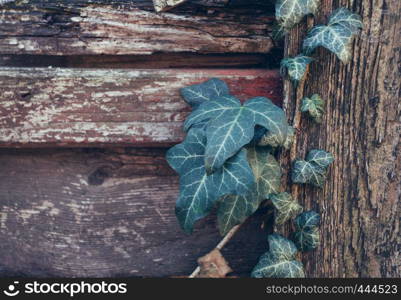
[{"xmin": 281, "ymin": 0, "xmax": 400, "ymax": 277}]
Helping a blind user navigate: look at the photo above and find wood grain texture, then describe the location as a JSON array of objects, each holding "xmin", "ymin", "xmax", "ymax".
[
  {"xmin": 0, "ymin": 148, "xmax": 271, "ymax": 277},
  {"xmin": 278, "ymin": 0, "xmax": 400, "ymax": 277},
  {"xmin": 0, "ymin": 0, "xmax": 275, "ymax": 55},
  {"xmin": 0, "ymin": 68, "xmax": 283, "ymax": 147}
]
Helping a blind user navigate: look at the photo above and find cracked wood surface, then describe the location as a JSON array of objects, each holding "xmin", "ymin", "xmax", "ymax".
[
  {"xmin": 0, "ymin": 0, "xmax": 275, "ymax": 55},
  {"xmin": 0, "ymin": 68, "xmax": 282, "ymax": 148},
  {"xmin": 278, "ymin": 0, "xmax": 400, "ymax": 277},
  {"xmin": 0, "ymin": 148, "xmax": 270, "ymax": 277}
]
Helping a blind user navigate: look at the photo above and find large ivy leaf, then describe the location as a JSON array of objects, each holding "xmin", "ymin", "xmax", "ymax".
[
  {"xmin": 217, "ymin": 146, "xmax": 282, "ymax": 235},
  {"xmin": 180, "ymin": 78, "xmax": 229, "ymax": 109},
  {"xmin": 184, "ymin": 96, "xmax": 289, "ymax": 173},
  {"xmin": 306, "ymin": 149, "xmax": 334, "ymax": 169},
  {"xmin": 301, "ymin": 94, "xmax": 325, "ymax": 123},
  {"xmin": 303, "ymin": 8, "xmax": 363, "ymax": 63},
  {"xmin": 280, "ymin": 55, "xmax": 313, "ymax": 83},
  {"xmin": 291, "ymin": 160, "xmax": 326, "ymax": 187},
  {"xmin": 251, "ymin": 234, "xmax": 305, "ymax": 278},
  {"xmin": 293, "ymin": 211, "xmax": 320, "ymax": 251},
  {"xmin": 166, "ymin": 128, "xmax": 255, "ymax": 233},
  {"xmin": 275, "ymin": 0, "xmax": 319, "ymax": 31},
  {"xmin": 271, "ymin": 192, "xmax": 303, "ymax": 224},
  {"xmin": 217, "ymin": 192, "xmax": 259, "ymax": 236}
]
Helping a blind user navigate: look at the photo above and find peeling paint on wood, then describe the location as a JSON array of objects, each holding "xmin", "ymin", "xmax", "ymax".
[
  {"xmin": 0, "ymin": 1, "xmax": 275, "ymax": 55},
  {"xmin": 0, "ymin": 68, "xmax": 282, "ymax": 147},
  {"xmin": 0, "ymin": 148, "xmax": 270, "ymax": 277},
  {"xmin": 153, "ymin": 0, "xmax": 188, "ymax": 12}
]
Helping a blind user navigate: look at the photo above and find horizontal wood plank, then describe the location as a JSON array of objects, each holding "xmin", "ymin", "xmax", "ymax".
[
  {"xmin": 0, "ymin": 148, "xmax": 271, "ymax": 277},
  {"xmin": 0, "ymin": 68, "xmax": 283, "ymax": 147},
  {"xmin": 0, "ymin": 0, "xmax": 274, "ymax": 55}
]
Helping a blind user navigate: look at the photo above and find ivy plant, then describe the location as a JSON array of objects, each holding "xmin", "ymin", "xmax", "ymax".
[
  {"xmin": 301, "ymin": 94, "xmax": 325, "ymax": 123},
  {"xmin": 167, "ymin": 78, "xmax": 289, "ymax": 234},
  {"xmin": 165, "ymin": 2, "xmax": 360, "ymax": 278}
]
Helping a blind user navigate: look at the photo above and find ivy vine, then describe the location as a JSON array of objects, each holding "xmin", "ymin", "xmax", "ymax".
[{"xmin": 165, "ymin": 0, "xmax": 362, "ymax": 278}]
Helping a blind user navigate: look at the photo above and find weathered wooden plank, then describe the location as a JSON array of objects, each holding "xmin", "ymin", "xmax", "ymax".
[
  {"xmin": 0, "ymin": 0, "xmax": 275, "ymax": 55},
  {"xmin": 0, "ymin": 148, "xmax": 270, "ymax": 277},
  {"xmin": 0, "ymin": 68, "xmax": 282, "ymax": 147}
]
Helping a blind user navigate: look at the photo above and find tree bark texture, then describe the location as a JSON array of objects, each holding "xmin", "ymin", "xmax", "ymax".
[{"xmin": 280, "ymin": 0, "xmax": 400, "ymax": 277}]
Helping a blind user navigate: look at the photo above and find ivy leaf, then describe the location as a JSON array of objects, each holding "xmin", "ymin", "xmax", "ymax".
[
  {"xmin": 247, "ymin": 145, "xmax": 282, "ymax": 198},
  {"xmin": 251, "ymin": 253, "xmax": 305, "ymax": 278},
  {"xmin": 328, "ymin": 7, "xmax": 364, "ymax": 32},
  {"xmin": 258, "ymin": 125, "xmax": 295, "ymax": 150},
  {"xmin": 271, "ymin": 192, "xmax": 303, "ymax": 225},
  {"xmin": 280, "ymin": 55, "xmax": 313, "ymax": 83},
  {"xmin": 166, "ymin": 128, "xmax": 255, "ymax": 233},
  {"xmin": 295, "ymin": 210, "xmax": 320, "ymax": 229},
  {"xmin": 293, "ymin": 211, "xmax": 320, "ymax": 251},
  {"xmin": 185, "ymin": 96, "xmax": 289, "ymax": 173},
  {"xmin": 292, "ymin": 149, "xmax": 333, "ymax": 187},
  {"xmin": 301, "ymin": 94, "xmax": 325, "ymax": 123},
  {"xmin": 217, "ymin": 146, "xmax": 282, "ymax": 235},
  {"xmin": 217, "ymin": 192, "xmax": 259, "ymax": 236},
  {"xmin": 303, "ymin": 8, "xmax": 363, "ymax": 63},
  {"xmin": 275, "ymin": 0, "xmax": 319, "ymax": 31},
  {"xmin": 291, "ymin": 160, "xmax": 326, "ymax": 187},
  {"xmin": 251, "ymin": 234, "xmax": 305, "ymax": 278},
  {"xmin": 306, "ymin": 149, "xmax": 334, "ymax": 169},
  {"xmin": 180, "ymin": 78, "xmax": 229, "ymax": 109},
  {"xmin": 268, "ymin": 233, "xmax": 298, "ymax": 260}
]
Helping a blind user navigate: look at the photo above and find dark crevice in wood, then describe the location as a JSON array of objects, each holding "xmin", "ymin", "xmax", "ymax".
[{"xmin": 0, "ymin": 51, "xmax": 283, "ymax": 69}]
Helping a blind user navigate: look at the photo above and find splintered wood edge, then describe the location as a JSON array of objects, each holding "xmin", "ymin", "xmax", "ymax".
[
  {"xmin": 153, "ymin": 0, "xmax": 188, "ymax": 12},
  {"xmin": 0, "ymin": 68, "xmax": 283, "ymax": 148}
]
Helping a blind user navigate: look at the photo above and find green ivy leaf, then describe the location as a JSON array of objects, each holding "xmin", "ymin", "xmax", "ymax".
[
  {"xmin": 275, "ymin": 0, "xmax": 319, "ymax": 31},
  {"xmin": 166, "ymin": 128, "xmax": 255, "ymax": 233},
  {"xmin": 258, "ymin": 125, "xmax": 295, "ymax": 150},
  {"xmin": 271, "ymin": 192, "xmax": 303, "ymax": 225},
  {"xmin": 185, "ymin": 96, "xmax": 289, "ymax": 173},
  {"xmin": 328, "ymin": 7, "xmax": 364, "ymax": 32},
  {"xmin": 280, "ymin": 55, "xmax": 313, "ymax": 83},
  {"xmin": 180, "ymin": 78, "xmax": 229, "ymax": 109},
  {"xmin": 295, "ymin": 210, "xmax": 320, "ymax": 229},
  {"xmin": 217, "ymin": 146, "xmax": 282, "ymax": 235},
  {"xmin": 247, "ymin": 145, "xmax": 282, "ymax": 198},
  {"xmin": 306, "ymin": 149, "xmax": 334, "ymax": 169},
  {"xmin": 301, "ymin": 94, "xmax": 325, "ymax": 123},
  {"xmin": 251, "ymin": 234, "xmax": 305, "ymax": 278},
  {"xmin": 293, "ymin": 211, "xmax": 320, "ymax": 251},
  {"xmin": 291, "ymin": 160, "xmax": 326, "ymax": 187},
  {"xmin": 303, "ymin": 8, "xmax": 363, "ymax": 63},
  {"xmin": 217, "ymin": 192, "xmax": 259, "ymax": 236},
  {"xmin": 292, "ymin": 149, "xmax": 333, "ymax": 187}
]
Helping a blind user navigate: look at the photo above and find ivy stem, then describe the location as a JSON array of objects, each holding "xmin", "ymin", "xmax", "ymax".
[{"xmin": 188, "ymin": 224, "xmax": 242, "ymax": 278}]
